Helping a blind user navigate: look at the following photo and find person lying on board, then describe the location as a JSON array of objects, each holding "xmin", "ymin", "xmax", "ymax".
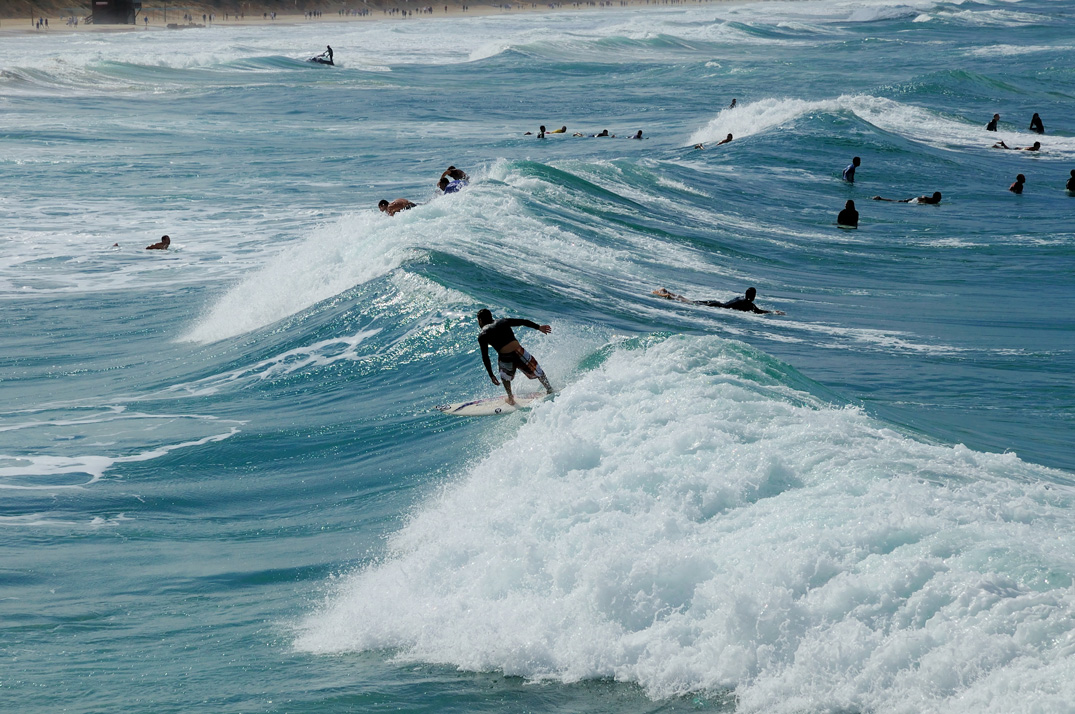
[
  {"xmin": 871, "ymin": 191, "xmax": 942, "ymax": 204},
  {"xmin": 378, "ymin": 198, "xmax": 417, "ymax": 216},
  {"xmin": 992, "ymin": 140, "xmax": 1041, "ymax": 151},
  {"xmin": 146, "ymin": 235, "xmax": 170, "ymax": 250},
  {"xmin": 652, "ymin": 287, "xmax": 784, "ymax": 314}
]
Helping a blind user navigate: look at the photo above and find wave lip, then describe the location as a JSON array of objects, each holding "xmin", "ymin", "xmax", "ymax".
[{"xmin": 296, "ymin": 335, "xmax": 1075, "ymax": 708}]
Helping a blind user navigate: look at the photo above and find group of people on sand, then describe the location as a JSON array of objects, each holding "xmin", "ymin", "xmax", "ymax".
[
  {"xmin": 836, "ymin": 110, "xmax": 1070, "ymax": 228},
  {"xmin": 378, "ymin": 165, "xmax": 469, "ymax": 216}
]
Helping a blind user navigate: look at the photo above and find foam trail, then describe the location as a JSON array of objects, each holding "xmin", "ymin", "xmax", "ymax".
[{"xmin": 297, "ymin": 335, "xmax": 1075, "ymax": 711}]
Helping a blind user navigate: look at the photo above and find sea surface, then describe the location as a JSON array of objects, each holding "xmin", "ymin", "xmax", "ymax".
[{"xmin": 2, "ymin": 1, "xmax": 1074, "ymax": 711}]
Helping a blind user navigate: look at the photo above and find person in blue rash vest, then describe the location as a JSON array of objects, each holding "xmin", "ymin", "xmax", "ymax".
[
  {"xmin": 843, "ymin": 156, "xmax": 861, "ymax": 182},
  {"xmin": 476, "ymin": 309, "xmax": 555, "ymax": 405}
]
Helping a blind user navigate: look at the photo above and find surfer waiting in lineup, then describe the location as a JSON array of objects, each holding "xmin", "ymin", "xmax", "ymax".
[
  {"xmin": 476, "ymin": 309, "xmax": 554, "ymax": 406},
  {"xmin": 872, "ymin": 191, "xmax": 942, "ymax": 204},
  {"xmin": 838, "ymin": 199, "xmax": 859, "ymax": 227},
  {"xmin": 1029, "ymin": 113, "xmax": 1044, "ymax": 134},
  {"xmin": 378, "ymin": 198, "xmax": 417, "ymax": 216},
  {"xmin": 651, "ymin": 287, "xmax": 784, "ymax": 315},
  {"xmin": 146, "ymin": 235, "xmax": 170, "ymax": 250},
  {"xmin": 986, "ymin": 113, "xmax": 1000, "ymax": 131},
  {"xmin": 1066, "ymin": 170, "xmax": 1075, "ymax": 192},
  {"xmin": 1010, "ymin": 174, "xmax": 1025, "ymax": 194},
  {"xmin": 843, "ymin": 156, "xmax": 861, "ymax": 182},
  {"xmin": 437, "ymin": 165, "xmax": 469, "ymax": 194}
]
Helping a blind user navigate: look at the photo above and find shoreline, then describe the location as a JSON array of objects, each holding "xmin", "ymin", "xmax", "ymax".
[{"xmin": 0, "ymin": 1, "xmax": 740, "ymax": 36}]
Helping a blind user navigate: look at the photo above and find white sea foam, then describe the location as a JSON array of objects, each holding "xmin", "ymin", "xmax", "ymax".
[{"xmin": 296, "ymin": 335, "xmax": 1075, "ymax": 710}]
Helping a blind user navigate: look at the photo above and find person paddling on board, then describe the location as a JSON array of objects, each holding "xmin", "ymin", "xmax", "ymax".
[
  {"xmin": 872, "ymin": 191, "xmax": 942, "ymax": 204},
  {"xmin": 378, "ymin": 198, "xmax": 417, "ymax": 216},
  {"xmin": 437, "ymin": 165, "xmax": 469, "ymax": 194},
  {"xmin": 477, "ymin": 309, "xmax": 554, "ymax": 406},
  {"xmin": 651, "ymin": 287, "xmax": 784, "ymax": 314},
  {"xmin": 146, "ymin": 235, "xmax": 170, "ymax": 250}
]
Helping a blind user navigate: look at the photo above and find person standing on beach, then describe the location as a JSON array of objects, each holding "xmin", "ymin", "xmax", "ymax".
[{"xmin": 476, "ymin": 309, "xmax": 554, "ymax": 406}]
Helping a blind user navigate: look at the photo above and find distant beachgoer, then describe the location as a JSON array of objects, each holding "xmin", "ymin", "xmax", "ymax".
[
  {"xmin": 476, "ymin": 308, "xmax": 554, "ymax": 406},
  {"xmin": 993, "ymin": 140, "xmax": 1041, "ymax": 151},
  {"xmin": 837, "ymin": 200, "xmax": 859, "ymax": 228},
  {"xmin": 630, "ymin": 130, "xmax": 643, "ymax": 140},
  {"xmin": 652, "ymin": 287, "xmax": 784, "ymax": 315},
  {"xmin": 378, "ymin": 198, "xmax": 417, "ymax": 215},
  {"xmin": 729, "ymin": 98, "xmax": 737, "ymax": 109},
  {"xmin": 1029, "ymin": 113, "xmax": 1044, "ymax": 134},
  {"xmin": 1067, "ymin": 170, "xmax": 1075, "ymax": 192},
  {"xmin": 716, "ymin": 133, "xmax": 733, "ymax": 145},
  {"xmin": 146, "ymin": 235, "xmax": 170, "ymax": 250},
  {"xmin": 986, "ymin": 113, "xmax": 1000, "ymax": 131},
  {"xmin": 549, "ymin": 126, "xmax": 567, "ymax": 134},
  {"xmin": 1009, "ymin": 174, "xmax": 1025, "ymax": 194},
  {"xmin": 843, "ymin": 156, "xmax": 861, "ymax": 183},
  {"xmin": 872, "ymin": 191, "xmax": 942, "ymax": 204}
]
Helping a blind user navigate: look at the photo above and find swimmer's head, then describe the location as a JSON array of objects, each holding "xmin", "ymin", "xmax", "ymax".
[
  {"xmin": 438, "ymin": 177, "xmax": 449, "ymax": 191},
  {"xmin": 932, "ymin": 192, "xmax": 942, "ymax": 201},
  {"xmin": 1032, "ymin": 142, "xmax": 1041, "ymax": 149},
  {"xmin": 852, "ymin": 156, "xmax": 861, "ymax": 166},
  {"xmin": 378, "ymin": 200, "xmax": 389, "ymax": 211},
  {"xmin": 1017, "ymin": 174, "xmax": 1026, "ymax": 182},
  {"xmin": 161, "ymin": 235, "xmax": 170, "ymax": 245},
  {"xmin": 745, "ymin": 287, "xmax": 757, "ymax": 301},
  {"xmin": 845, "ymin": 200, "xmax": 855, "ymax": 209},
  {"xmin": 476, "ymin": 308, "xmax": 493, "ymax": 327}
]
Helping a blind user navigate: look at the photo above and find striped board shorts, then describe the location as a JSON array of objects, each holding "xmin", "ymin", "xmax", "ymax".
[{"xmin": 498, "ymin": 346, "xmax": 545, "ymax": 383}]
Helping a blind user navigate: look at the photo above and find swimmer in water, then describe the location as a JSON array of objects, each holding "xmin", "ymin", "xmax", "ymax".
[
  {"xmin": 993, "ymin": 140, "xmax": 1041, "ymax": 151},
  {"xmin": 872, "ymin": 191, "xmax": 942, "ymax": 204},
  {"xmin": 378, "ymin": 198, "xmax": 417, "ymax": 216},
  {"xmin": 716, "ymin": 133, "xmax": 733, "ymax": 145},
  {"xmin": 630, "ymin": 130, "xmax": 643, "ymax": 139},
  {"xmin": 146, "ymin": 235, "xmax": 170, "ymax": 250},
  {"xmin": 1066, "ymin": 169, "xmax": 1075, "ymax": 192},
  {"xmin": 1009, "ymin": 174, "xmax": 1025, "ymax": 194},
  {"xmin": 837, "ymin": 200, "xmax": 859, "ymax": 228},
  {"xmin": 438, "ymin": 165, "xmax": 469, "ymax": 194},
  {"xmin": 1029, "ymin": 113, "xmax": 1044, "ymax": 134},
  {"xmin": 549, "ymin": 126, "xmax": 567, "ymax": 134},
  {"xmin": 652, "ymin": 287, "xmax": 784, "ymax": 315},
  {"xmin": 842, "ymin": 156, "xmax": 861, "ymax": 183},
  {"xmin": 476, "ymin": 308, "xmax": 554, "ymax": 406},
  {"xmin": 592, "ymin": 129, "xmax": 612, "ymax": 137},
  {"xmin": 986, "ymin": 113, "xmax": 1000, "ymax": 131}
]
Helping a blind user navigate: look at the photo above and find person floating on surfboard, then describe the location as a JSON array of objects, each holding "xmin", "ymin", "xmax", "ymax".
[
  {"xmin": 477, "ymin": 308, "xmax": 554, "ymax": 406},
  {"xmin": 652, "ymin": 287, "xmax": 784, "ymax": 315}
]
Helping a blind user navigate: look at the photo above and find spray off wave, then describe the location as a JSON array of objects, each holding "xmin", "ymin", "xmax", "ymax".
[{"xmin": 297, "ymin": 335, "xmax": 1075, "ymax": 711}]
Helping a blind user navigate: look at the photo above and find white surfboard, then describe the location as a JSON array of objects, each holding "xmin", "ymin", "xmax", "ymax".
[{"xmin": 436, "ymin": 392, "xmax": 547, "ymax": 416}]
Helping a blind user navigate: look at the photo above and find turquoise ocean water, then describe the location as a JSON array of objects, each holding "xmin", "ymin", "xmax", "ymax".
[{"xmin": 2, "ymin": 1, "xmax": 1074, "ymax": 711}]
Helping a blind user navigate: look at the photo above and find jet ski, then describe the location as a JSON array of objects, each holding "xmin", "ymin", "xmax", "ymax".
[{"xmin": 307, "ymin": 51, "xmax": 334, "ymax": 66}]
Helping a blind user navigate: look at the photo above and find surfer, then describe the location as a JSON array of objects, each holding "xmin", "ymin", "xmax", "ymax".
[
  {"xmin": 729, "ymin": 98, "xmax": 737, "ymax": 109},
  {"xmin": 1009, "ymin": 174, "xmax": 1025, "ymax": 194},
  {"xmin": 476, "ymin": 309, "xmax": 554, "ymax": 406},
  {"xmin": 549, "ymin": 126, "xmax": 567, "ymax": 134},
  {"xmin": 986, "ymin": 113, "xmax": 1000, "ymax": 131},
  {"xmin": 593, "ymin": 129, "xmax": 613, "ymax": 137},
  {"xmin": 1029, "ymin": 113, "xmax": 1044, "ymax": 134},
  {"xmin": 538, "ymin": 125, "xmax": 546, "ymax": 138},
  {"xmin": 993, "ymin": 139, "xmax": 1036, "ymax": 151},
  {"xmin": 871, "ymin": 191, "xmax": 942, "ymax": 204},
  {"xmin": 1066, "ymin": 170, "xmax": 1075, "ymax": 192},
  {"xmin": 842, "ymin": 156, "xmax": 861, "ymax": 183},
  {"xmin": 378, "ymin": 198, "xmax": 417, "ymax": 216},
  {"xmin": 717, "ymin": 133, "xmax": 733, "ymax": 145},
  {"xmin": 837, "ymin": 199, "xmax": 859, "ymax": 228},
  {"xmin": 437, "ymin": 165, "xmax": 470, "ymax": 193},
  {"xmin": 630, "ymin": 130, "xmax": 643, "ymax": 139},
  {"xmin": 652, "ymin": 287, "xmax": 784, "ymax": 315},
  {"xmin": 145, "ymin": 235, "xmax": 170, "ymax": 250}
]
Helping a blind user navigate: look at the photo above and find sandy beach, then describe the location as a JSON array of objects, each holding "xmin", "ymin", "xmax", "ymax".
[{"xmin": 1, "ymin": 1, "xmax": 724, "ymax": 35}]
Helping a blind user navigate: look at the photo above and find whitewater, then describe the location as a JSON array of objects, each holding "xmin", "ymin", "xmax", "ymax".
[{"xmin": 2, "ymin": 1, "xmax": 1073, "ymax": 712}]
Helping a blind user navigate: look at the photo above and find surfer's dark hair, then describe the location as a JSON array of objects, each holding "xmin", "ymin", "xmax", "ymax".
[{"xmin": 476, "ymin": 308, "xmax": 493, "ymax": 325}]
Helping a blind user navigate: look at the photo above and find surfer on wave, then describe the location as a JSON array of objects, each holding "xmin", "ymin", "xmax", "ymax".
[{"xmin": 477, "ymin": 309, "xmax": 555, "ymax": 406}]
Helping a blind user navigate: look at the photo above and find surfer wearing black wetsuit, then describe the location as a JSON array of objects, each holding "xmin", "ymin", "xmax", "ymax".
[
  {"xmin": 1029, "ymin": 113, "xmax": 1044, "ymax": 134},
  {"xmin": 1066, "ymin": 170, "xmax": 1075, "ymax": 192},
  {"xmin": 986, "ymin": 113, "xmax": 1000, "ymax": 131},
  {"xmin": 651, "ymin": 287, "xmax": 783, "ymax": 314},
  {"xmin": 477, "ymin": 309, "xmax": 554, "ymax": 406},
  {"xmin": 838, "ymin": 199, "xmax": 859, "ymax": 228}
]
